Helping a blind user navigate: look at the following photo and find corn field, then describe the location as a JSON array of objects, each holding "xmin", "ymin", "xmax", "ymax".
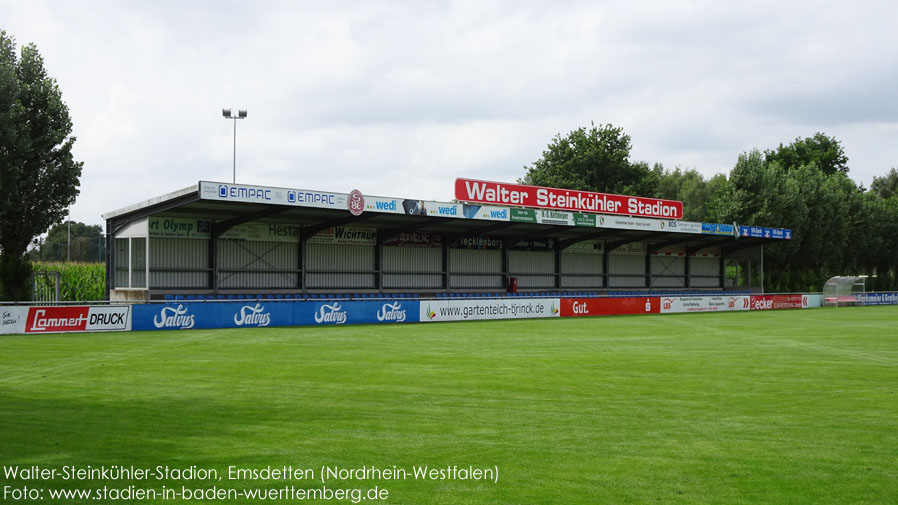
[{"xmin": 32, "ymin": 262, "xmax": 106, "ymax": 301}]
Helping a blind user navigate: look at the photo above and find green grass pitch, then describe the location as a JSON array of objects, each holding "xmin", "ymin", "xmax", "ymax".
[{"xmin": 1, "ymin": 307, "xmax": 897, "ymax": 504}]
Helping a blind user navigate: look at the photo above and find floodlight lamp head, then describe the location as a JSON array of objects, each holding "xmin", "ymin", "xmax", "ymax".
[
  {"xmin": 238, "ymin": 109, "xmax": 247, "ymax": 118},
  {"xmin": 222, "ymin": 108, "xmax": 232, "ymax": 118}
]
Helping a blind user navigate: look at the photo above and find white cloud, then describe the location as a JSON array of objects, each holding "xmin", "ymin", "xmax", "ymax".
[{"xmin": 2, "ymin": 0, "xmax": 896, "ymax": 226}]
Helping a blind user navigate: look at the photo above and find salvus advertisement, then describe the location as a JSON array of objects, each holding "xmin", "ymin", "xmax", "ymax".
[
  {"xmin": 132, "ymin": 300, "xmax": 420, "ymax": 331},
  {"xmin": 21, "ymin": 305, "xmax": 132, "ymax": 333},
  {"xmin": 420, "ymin": 299, "xmax": 560, "ymax": 322},
  {"xmin": 455, "ymin": 178, "xmax": 684, "ymax": 219},
  {"xmin": 561, "ymin": 297, "xmax": 659, "ymax": 317},
  {"xmin": 660, "ymin": 296, "xmax": 750, "ymax": 313}
]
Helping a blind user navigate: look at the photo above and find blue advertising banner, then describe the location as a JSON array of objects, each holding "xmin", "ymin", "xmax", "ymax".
[
  {"xmin": 738, "ymin": 226, "xmax": 793, "ymax": 240},
  {"xmin": 863, "ymin": 292, "xmax": 898, "ymax": 306},
  {"xmin": 295, "ymin": 300, "xmax": 419, "ymax": 325},
  {"xmin": 701, "ymin": 223, "xmax": 735, "ymax": 236},
  {"xmin": 132, "ymin": 300, "xmax": 420, "ymax": 331}
]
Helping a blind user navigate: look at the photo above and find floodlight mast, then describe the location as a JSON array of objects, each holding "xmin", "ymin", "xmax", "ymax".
[{"xmin": 222, "ymin": 108, "xmax": 248, "ymax": 183}]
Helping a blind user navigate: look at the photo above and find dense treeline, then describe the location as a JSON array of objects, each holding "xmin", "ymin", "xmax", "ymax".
[{"xmin": 524, "ymin": 124, "xmax": 898, "ymax": 291}]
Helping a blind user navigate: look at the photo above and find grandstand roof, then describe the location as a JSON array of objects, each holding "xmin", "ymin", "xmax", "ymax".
[{"xmin": 103, "ymin": 181, "xmax": 791, "ymax": 254}]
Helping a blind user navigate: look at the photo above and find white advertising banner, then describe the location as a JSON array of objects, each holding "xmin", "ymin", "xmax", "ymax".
[
  {"xmin": 200, "ymin": 181, "xmax": 349, "ymax": 210},
  {"xmin": 420, "ymin": 299, "xmax": 561, "ymax": 322},
  {"xmin": 307, "ymin": 226, "xmax": 377, "ymax": 246},
  {"xmin": 1, "ymin": 306, "xmax": 28, "ymax": 334},
  {"xmin": 659, "ymin": 296, "xmax": 750, "ymax": 313},
  {"xmin": 802, "ymin": 294, "xmax": 823, "ymax": 308}
]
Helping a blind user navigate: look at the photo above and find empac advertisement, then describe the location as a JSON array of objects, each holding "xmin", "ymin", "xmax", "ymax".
[{"xmin": 421, "ymin": 299, "xmax": 560, "ymax": 322}]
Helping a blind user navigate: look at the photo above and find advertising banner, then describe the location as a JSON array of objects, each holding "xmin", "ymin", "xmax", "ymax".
[
  {"xmin": 22, "ymin": 305, "xmax": 132, "ymax": 333},
  {"xmin": 749, "ymin": 294, "xmax": 803, "ymax": 311},
  {"xmin": 132, "ymin": 300, "xmax": 420, "ymax": 331},
  {"xmin": 573, "ymin": 213, "xmax": 597, "ymax": 227},
  {"xmin": 738, "ymin": 226, "xmax": 794, "ymax": 241},
  {"xmin": 565, "ymin": 239, "xmax": 604, "ymax": 254},
  {"xmin": 609, "ymin": 242, "xmax": 646, "ymax": 255},
  {"xmin": 1, "ymin": 306, "xmax": 28, "ymax": 334},
  {"xmin": 363, "ymin": 196, "xmax": 404, "ymax": 214},
  {"xmin": 201, "ymin": 182, "xmax": 349, "ymax": 211},
  {"xmin": 561, "ymin": 297, "xmax": 659, "ymax": 317},
  {"xmin": 383, "ymin": 231, "xmax": 444, "ymax": 248},
  {"xmin": 149, "ymin": 217, "xmax": 212, "ymax": 239},
  {"xmin": 307, "ymin": 227, "xmax": 377, "ymax": 246},
  {"xmin": 660, "ymin": 296, "xmax": 750, "ymax": 313},
  {"xmin": 220, "ymin": 223, "xmax": 300, "ymax": 243},
  {"xmin": 452, "ymin": 235, "xmax": 504, "ymax": 250},
  {"xmin": 702, "ymin": 223, "xmax": 736, "ymax": 236},
  {"xmin": 802, "ymin": 294, "xmax": 823, "ymax": 308},
  {"xmin": 596, "ymin": 215, "xmax": 671, "ymax": 232},
  {"xmin": 295, "ymin": 300, "xmax": 420, "ymax": 325},
  {"xmin": 537, "ymin": 209, "xmax": 575, "ymax": 226},
  {"xmin": 420, "ymin": 299, "xmax": 560, "ymax": 322},
  {"xmin": 461, "ymin": 204, "xmax": 511, "ymax": 221},
  {"xmin": 862, "ymin": 292, "xmax": 898, "ymax": 306},
  {"xmin": 510, "ymin": 208, "xmax": 538, "ymax": 224},
  {"xmin": 455, "ymin": 178, "xmax": 683, "ymax": 219}
]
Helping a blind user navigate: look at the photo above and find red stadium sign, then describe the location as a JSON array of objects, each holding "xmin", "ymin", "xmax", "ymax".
[
  {"xmin": 455, "ymin": 178, "xmax": 684, "ymax": 220},
  {"xmin": 561, "ymin": 297, "xmax": 660, "ymax": 317}
]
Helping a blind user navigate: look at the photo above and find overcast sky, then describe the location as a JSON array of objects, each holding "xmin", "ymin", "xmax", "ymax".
[{"xmin": 4, "ymin": 0, "xmax": 897, "ymax": 227}]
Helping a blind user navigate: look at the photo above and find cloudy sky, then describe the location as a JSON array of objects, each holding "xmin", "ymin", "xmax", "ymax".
[{"xmin": 4, "ymin": 0, "xmax": 897, "ymax": 227}]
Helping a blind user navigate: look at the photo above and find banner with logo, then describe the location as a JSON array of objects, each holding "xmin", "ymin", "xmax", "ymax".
[
  {"xmin": 561, "ymin": 297, "xmax": 659, "ymax": 317},
  {"xmin": 295, "ymin": 300, "xmax": 419, "ymax": 325},
  {"xmin": 659, "ymin": 296, "xmax": 750, "ymax": 313},
  {"xmin": 383, "ymin": 231, "xmax": 444, "ymax": 248},
  {"xmin": 11, "ymin": 305, "xmax": 133, "ymax": 334},
  {"xmin": 609, "ymin": 242, "xmax": 646, "ymax": 255},
  {"xmin": 149, "ymin": 217, "xmax": 212, "ymax": 239},
  {"xmin": 451, "ymin": 235, "xmax": 504, "ymax": 250},
  {"xmin": 307, "ymin": 227, "xmax": 377, "ymax": 246},
  {"xmin": 749, "ymin": 294, "xmax": 803, "ymax": 310},
  {"xmin": 200, "ymin": 181, "xmax": 350, "ymax": 211},
  {"xmin": 132, "ymin": 302, "xmax": 293, "ymax": 331},
  {"xmin": 454, "ymin": 178, "xmax": 683, "ymax": 219},
  {"xmin": 565, "ymin": 239, "xmax": 604, "ymax": 254},
  {"xmin": 420, "ymin": 299, "xmax": 560, "ymax": 322},
  {"xmin": 802, "ymin": 294, "xmax": 823, "ymax": 308},
  {"xmin": 863, "ymin": 292, "xmax": 898, "ymax": 306},
  {"xmin": 132, "ymin": 300, "xmax": 420, "ymax": 331}
]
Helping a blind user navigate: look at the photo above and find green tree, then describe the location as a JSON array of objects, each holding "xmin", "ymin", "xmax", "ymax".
[
  {"xmin": 870, "ymin": 167, "xmax": 898, "ymax": 199},
  {"xmin": 764, "ymin": 132, "xmax": 848, "ymax": 175},
  {"xmin": 657, "ymin": 166, "xmax": 727, "ymax": 221},
  {"xmin": 30, "ymin": 221, "xmax": 105, "ymax": 263},
  {"xmin": 521, "ymin": 123, "xmax": 659, "ymax": 197},
  {"xmin": 0, "ymin": 30, "xmax": 82, "ymax": 300}
]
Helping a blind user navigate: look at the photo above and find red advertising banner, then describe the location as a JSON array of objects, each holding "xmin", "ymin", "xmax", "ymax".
[
  {"xmin": 455, "ymin": 178, "xmax": 684, "ymax": 220},
  {"xmin": 24, "ymin": 306, "xmax": 131, "ymax": 333},
  {"xmin": 561, "ymin": 297, "xmax": 660, "ymax": 317},
  {"xmin": 749, "ymin": 294, "xmax": 803, "ymax": 311}
]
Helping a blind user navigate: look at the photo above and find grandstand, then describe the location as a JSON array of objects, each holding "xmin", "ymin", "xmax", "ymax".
[{"xmin": 102, "ymin": 181, "xmax": 791, "ymax": 301}]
